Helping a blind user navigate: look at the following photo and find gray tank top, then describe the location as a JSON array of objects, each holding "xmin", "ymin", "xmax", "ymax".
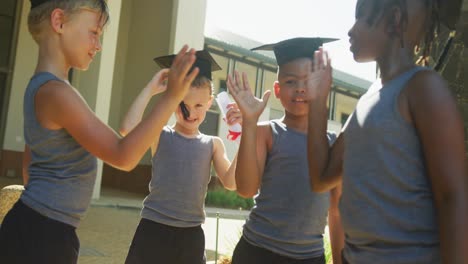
[
  {"xmin": 21, "ymin": 72, "xmax": 97, "ymax": 228},
  {"xmin": 243, "ymin": 120, "xmax": 336, "ymax": 259},
  {"xmin": 340, "ymin": 67, "xmax": 441, "ymax": 263},
  {"xmin": 141, "ymin": 126, "xmax": 213, "ymax": 227}
]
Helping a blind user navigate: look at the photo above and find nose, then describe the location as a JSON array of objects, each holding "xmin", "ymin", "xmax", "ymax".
[
  {"xmin": 348, "ymin": 24, "xmax": 354, "ymax": 39},
  {"xmin": 296, "ymin": 85, "xmax": 306, "ymax": 94},
  {"xmin": 95, "ymin": 38, "xmax": 102, "ymax": 52}
]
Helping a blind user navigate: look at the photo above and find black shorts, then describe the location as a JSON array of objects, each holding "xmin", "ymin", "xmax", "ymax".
[
  {"xmin": 0, "ymin": 200, "xmax": 79, "ymax": 264},
  {"xmin": 232, "ymin": 236, "xmax": 326, "ymax": 264},
  {"xmin": 125, "ymin": 218, "xmax": 206, "ymax": 264}
]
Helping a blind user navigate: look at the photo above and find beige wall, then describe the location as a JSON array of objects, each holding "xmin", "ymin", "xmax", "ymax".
[
  {"xmin": 107, "ymin": 0, "xmax": 133, "ymax": 130},
  {"xmin": 4, "ymin": 0, "xmax": 361, "ymax": 168},
  {"xmin": 4, "ymin": 0, "xmax": 35, "ymax": 152},
  {"xmin": 118, "ymin": 0, "xmax": 175, "ymax": 165},
  {"xmin": 170, "ymin": 0, "xmax": 207, "ymax": 52},
  {"xmin": 335, "ymin": 92, "xmax": 358, "ymax": 125}
]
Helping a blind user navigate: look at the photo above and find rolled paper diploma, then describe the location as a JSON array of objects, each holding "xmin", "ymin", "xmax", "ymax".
[{"xmin": 216, "ymin": 92, "xmax": 242, "ymax": 142}]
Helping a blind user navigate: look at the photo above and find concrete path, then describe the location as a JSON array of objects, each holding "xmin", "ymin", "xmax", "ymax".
[{"xmin": 0, "ymin": 177, "xmax": 249, "ymax": 263}]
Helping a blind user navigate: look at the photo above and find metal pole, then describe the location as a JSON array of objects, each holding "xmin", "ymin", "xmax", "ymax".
[{"xmin": 215, "ymin": 212, "xmax": 220, "ymax": 264}]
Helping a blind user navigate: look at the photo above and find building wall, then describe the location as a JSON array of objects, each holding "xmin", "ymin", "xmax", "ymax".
[
  {"xmin": 4, "ymin": 0, "xmax": 34, "ymax": 153},
  {"xmin": 335, "ymin": 92, "xmax": 358, "ymax": 126},
  {"xmin": 1, "ymin": 0, "xmax": 371, "ymax": 193}
]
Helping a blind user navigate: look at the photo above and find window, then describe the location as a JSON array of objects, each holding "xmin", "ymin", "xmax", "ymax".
[
  {"xmin": 210, "ymin": 53, "xmax": 229, "ymax": 96},
  {"xmin": 199, "ymin": 111, "xmax": 219, "ymax": 136},
  {"xmin": 218, "ymin": 79, "xmax": 227, "ymax": 93},
  {"xmin": 0, "ymin": 0, "xmax": 19, "ymax": 149},
  {"xmin": 234, "ymin": 62, "xmax": 257, "ymax": 94},
  {"xmin": 341, "ymin": 113, "xmax": 350, "ymax": 126}
]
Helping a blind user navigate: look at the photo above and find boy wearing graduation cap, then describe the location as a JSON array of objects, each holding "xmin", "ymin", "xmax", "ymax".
[
  {"xmin": 121, "ymin": 50, "xmax": 241, "ymax": 264},
  {"xmin": 227, "ymin": 38, "xmax": 343, "ymax": 264},
  {"xmin": 0, "ymin": 0, "xmax": 198, "ymax": 263}
]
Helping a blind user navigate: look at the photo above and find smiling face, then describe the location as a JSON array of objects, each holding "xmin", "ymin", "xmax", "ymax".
[
  {"xmin": 60, "ymin": 9, "xmax": 104, "ymax": 70},
  {"xmin": 275, "ymin": 57, "xmax": 314, "ymax": 117},
  {"xmin": 28, "ymin": 0, "xmax": 109, "ymax": 70},
  {"xmin": 174, "ymin": 85, "xmax": 213, "ymax": 133}
]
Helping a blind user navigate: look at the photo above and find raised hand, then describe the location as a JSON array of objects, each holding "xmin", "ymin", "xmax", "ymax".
[
  {"xmin": 166, "ymin": 45, "xmax": 199, "ymax": 100},
  {"xmin": 147, "ymin": 69, "xmax": 169, "ymax": 96},
  {"xmin": 227, "ymin": 71, "xmax": 270, "ymax": 122},
  {"xmin": 306, "ymin": 47, "xmax": 332, "ymax": 102}
]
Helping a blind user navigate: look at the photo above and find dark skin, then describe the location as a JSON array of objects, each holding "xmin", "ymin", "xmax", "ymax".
[{"xmin": 307, "ymin": 0, "xmax": 468, "ymax": 263}]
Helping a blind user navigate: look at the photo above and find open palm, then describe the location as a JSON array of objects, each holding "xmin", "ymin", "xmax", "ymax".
[
  {"xmin": 306, "ymin": 48, "xmax": 332, "ymax": 101},
  {"xmin": 227, "ymin": 71, "xmax": 270, "ymax": 122}
]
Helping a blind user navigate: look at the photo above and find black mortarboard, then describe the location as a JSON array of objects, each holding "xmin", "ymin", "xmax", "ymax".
[
  {"xmin": 154, "ymin": 50, "xmax": 221, "ymax": 120},
  {"xmin": 153, "ymin": 50, "xmax": 222, "ymax": 80},
  {"xmin": 30, "ymin": 0, "xmax": 50, "ymax": 9},
  {"xmin": 251, "ymin": 37, "xmax": 338, "ymax": 66}
]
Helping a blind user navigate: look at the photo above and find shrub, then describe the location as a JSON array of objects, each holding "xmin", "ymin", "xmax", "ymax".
[{"xmin": 205, "ymin": 188, "xmax": 254, "ymax": 210}]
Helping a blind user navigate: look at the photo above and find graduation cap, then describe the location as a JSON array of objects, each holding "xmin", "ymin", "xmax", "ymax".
[
  {"xmin": 30, "ymin": 0, "xmax": 50, "ymax": 9},
  {"xmin": 153, "ymin": 50, "xmax": 222, "ymax": 81},
  {"xmin": 251, "ymin": 37, "xmax": 338, "ymax": 66},
  {"xmin": 154, "ymin": 50, "xmax": 221, "ymax": 120}
]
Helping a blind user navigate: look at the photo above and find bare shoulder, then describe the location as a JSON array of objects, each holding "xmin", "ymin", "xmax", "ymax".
[
  {"xmin": 257, "ymin": 120, "xmax": 271, "ymax": 131},
  {"xmin": 35, "ymin": 80, "xmax": 91, "ymax": 129},
  {"xmin": 211, "ymin": 135, "xmax": 227, "ymax": 154},
  {"xmin": 212, "ymin": 136, "xmax": 224, "ymax": 148},
  {"xmin": 36, "ymin": 80, "xmax": 85, "ymax": 106},
  {"xmin": 405, "ymin": 68, "xmax": 461, "ymax": 124},
  {"xmin": 257, "ymin": 120, "xmax": 273, "ymax": 150},
  {"xmin": 406, "ymin": 69, "xmax": 452, "ymax": 101}
]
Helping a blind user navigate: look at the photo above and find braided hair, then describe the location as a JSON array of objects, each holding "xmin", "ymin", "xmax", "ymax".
[{"xmin": 363, "ymin": 0, "xmax": 441, "ymax": 66}]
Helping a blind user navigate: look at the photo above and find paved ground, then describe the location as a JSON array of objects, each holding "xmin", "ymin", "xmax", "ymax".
[
  {"xmin": 1, "ymin": 176, "xmax": 332, "ymax": 264},
  {"xmin": 0, "ymin": 176, "xmax": 247, "ymax": 263}
]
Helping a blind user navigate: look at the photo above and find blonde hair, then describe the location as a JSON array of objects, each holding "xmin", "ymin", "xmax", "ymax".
[
  {"xmin": 28, "ymin": 0, "xmax": 109, "ymax": 42},
  {"xmin": 191, "ymin": 75, "xmax": 214, "ymax": 95}
]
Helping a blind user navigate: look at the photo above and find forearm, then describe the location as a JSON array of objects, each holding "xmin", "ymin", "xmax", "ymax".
[
  {"xmin": 114, "ymin": 93, "xmax": 181, "ymax": 170},
  {"xmin": 235, "ymin": 120, "xmax": 261, "ymax": 197},
  {"xmin": 329, "ymin": 207, "xmax": 344, "ymax": 264},
  {"xmin": 307, "ymin": 100, "xmax": 333, "ymax": 192},
  {"xmin": 219, "ymin": 153, "xmax": 237, "ymax": 191},
  {"xmin": 119, "ymin": 86, "xmax": 153, "ymax": 136},
  {"xmin": 328, "ymin": 185, "xmax": 344, "ymax": 264}
]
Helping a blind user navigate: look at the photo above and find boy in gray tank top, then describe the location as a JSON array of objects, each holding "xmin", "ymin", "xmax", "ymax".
[
  {"xmin": 0, "ymin": 1, "xmax": 198, "ymax": 263},
  {"xmin": 227, "ymin": 37, "xmax": 343, "ymax": 264},
  {"xmin": 121, "ymin": 50, "xmax": 241, "ymax": 264},
  {"xmin": 306, "ymin": 1, "xmax": 468, "ymax": 263}
]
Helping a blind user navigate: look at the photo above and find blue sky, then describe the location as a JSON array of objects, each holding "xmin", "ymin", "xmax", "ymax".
[{"xmin": 205, "ymin": 0, "xmax": 377, "ymax": 81}]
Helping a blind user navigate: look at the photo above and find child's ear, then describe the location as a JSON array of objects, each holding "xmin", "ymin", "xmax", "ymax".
[
  {"xmin": 207, "ymin": 95, "xmax": 214, "ymax": 108},
  {"xmin": 274, "ymin": 81, "xmax": 281, "ymax": 98},
  {"xmin": 386, "ymin": 6, "xmax": 403, "ymax": 36},
  {"xmin": 50, "ymin": 8, "xmax": 66, "ymax": 34}
]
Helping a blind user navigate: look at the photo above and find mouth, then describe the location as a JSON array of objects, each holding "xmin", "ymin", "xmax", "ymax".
[
  {"xmin": 89, "ymin": 51, "xmax": 96, "ymax": 59},
  {"xmin": 292, "ymin": 98, "xmax": 308, "ymax": 104},
  {"xmin": 185, "ymin": 118, "xmax": 198, "ymax": 123},
  {"xmin": 349, "ymin": 39, "xmax": 355, "ymax": 51}
]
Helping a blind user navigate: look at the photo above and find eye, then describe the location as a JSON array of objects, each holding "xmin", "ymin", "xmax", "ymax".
[{"xmin": 91, "ymin": 28, "xmax": 103, "ymax": 36}]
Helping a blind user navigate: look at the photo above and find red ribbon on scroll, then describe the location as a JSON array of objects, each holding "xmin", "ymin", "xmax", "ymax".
[{"xmin": 227, "ymin": 130, "xmax": 242, "ymax": 141}]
